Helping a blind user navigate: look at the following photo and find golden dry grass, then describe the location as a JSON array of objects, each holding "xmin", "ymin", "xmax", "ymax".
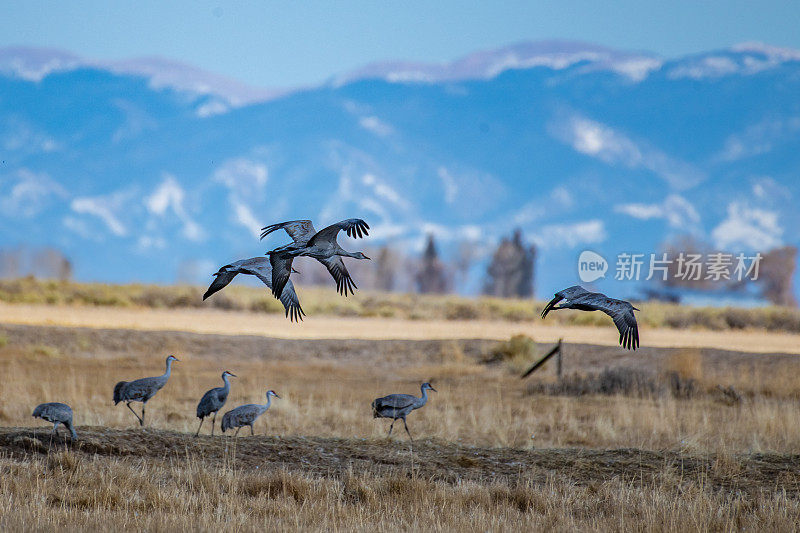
[
  {"xmin": 3, "ymin": 448, "xmax": 799, "ymax": 532},
  {"xmin": 2, "ymin": 276, "xmax": 800, "ymax": 333},
  {"xmin": 3, "ymin": 317, "xmax": 800, "ymax": 529},
  {"xmin": 3, "ymin": 302, "xmax": 800, "ymax": 354}
]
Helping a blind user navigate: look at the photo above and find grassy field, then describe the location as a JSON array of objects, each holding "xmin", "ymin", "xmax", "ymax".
[
  {"xmin": 2, "ymin": 276, "xmax": 800, "ymax": 333},
  {"xmin": 2, "ymin": 317, "xmax": 800, "ymax": 530}
]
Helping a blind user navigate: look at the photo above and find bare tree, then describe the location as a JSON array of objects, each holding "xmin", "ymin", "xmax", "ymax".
[
  {"xmin": 659, "ymin": 236, "xmax": 715, "ymax": 290},
  {"xmin": 374, "ymin": 246, "xmax": 398, "ymax": 292},
  {"xmin": 482, "ymin": 229, "xmax": 536, "ymax": 298},
  {"xmin": 757, "ymin": 246, "xmax": 797, "ymax": 306},
  {"xmin": 0, "ymin": 246, "xmax": 72, "ymax": 280},
  {"xmin": 0, "ymin": 248, "xmax": 21, "ymax": 278},
  {"xmin": 415, "ymin": 234, "xmax": 449, "ymax": 294}
]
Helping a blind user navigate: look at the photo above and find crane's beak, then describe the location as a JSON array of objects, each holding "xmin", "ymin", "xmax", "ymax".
[
  {"xmin": 364, "ymin": 255, "xmax": 372, "ymax": 260},
  {"xmin": 291, "ymin": 268, "xmax": 300, "ymax": 274},
  {"xmin": 274, "ymin": 393, "xmax": 281, "ymax": 399},
  {"xmin": 228, "ymin": 372, "xmax": 237, "ymax": 378},
  {"xmin": 430, "ymin": 386, "xmax": 437, "ymax": 392}
]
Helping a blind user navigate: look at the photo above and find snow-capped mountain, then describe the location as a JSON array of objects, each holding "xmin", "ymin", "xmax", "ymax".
[
  {"xmin": 332, "ymin": 40, "xmax": 663, "ymax": 85},
  {"xmin": 0, "ymin": 46, "xmax": 282, "ymax": 106},
  {"xmin": 1, "ymin": 41, "xmax": 799, "ymax": 297}
]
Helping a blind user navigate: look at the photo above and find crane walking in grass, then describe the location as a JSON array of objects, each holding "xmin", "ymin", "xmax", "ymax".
[
  {"xmin": 113, "ymin": 355, "xmax": 179, "ymax": 426},
  {"xmin": 541, "ymin": 285, "xmax": 640, "ymax": 350},
  {"xmin": 32, "ymin": 402, "xmax": 77, "ymax": 440},
  {"xmin": 195, "ymin": 370, "xmax": 236, "ymax": 436},
  {"xmin": 221, "ymin": 390, "xmax": 280, "ymax": 437},
  {"xmin": 372, "ymin": 382, "xmax": 436, "ymax": 441}
]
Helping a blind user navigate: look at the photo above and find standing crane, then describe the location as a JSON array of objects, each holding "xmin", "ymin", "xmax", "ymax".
[
  {"xmin": 541, "ymin": 285, "xmax": 640, "ymax": 350},
  {"xmin": 113, "ymin": 355, "xmax": 179, "ymax": 426},
  {"xmin": 195, "ymin": 370, "xmax": 236, "ymax": 436},
  {"xmin": 260, "ymin": 218, "xmax": 370, "ymax": 299},
  {"xmin": 32, "ymin": 402, "xmax": 77, "ymax": 439},
  {"xmin": 371, "ymin": 382, "xmax": 436, "ymax": 441},
  {"xmin": 220, "ymin": 390, "xmax": 280, "ymax": 436}
]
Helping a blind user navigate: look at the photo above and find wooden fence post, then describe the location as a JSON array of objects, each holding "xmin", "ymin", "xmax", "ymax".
[{"xmin": 556, "ymin": 338, "xmax": 563, "ymax": 380}]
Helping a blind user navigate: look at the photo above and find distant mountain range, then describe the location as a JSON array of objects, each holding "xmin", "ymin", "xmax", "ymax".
[{"xmin": 1, "ymin": 41, "xmax": 799, "ymax": 298}]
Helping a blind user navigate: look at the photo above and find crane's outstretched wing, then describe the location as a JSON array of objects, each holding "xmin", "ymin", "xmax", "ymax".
[
  {"xmin": 317, "ymin": 255, "xmax": 357, "ymax": 296},
  {"xmin": 269, "ymin": 252, "xmax": 295, "ymax": 300},
  {"xmin": 307, "ymin": 218, "xmax": 370, "ymax": 247},
  {"xmin": 203, "ymin": 269, "xmax": 237, "ymax": 300},
  {"xmin": 238, "ymin": 258, "xmax": 304, "ymax": 322},
  {"xmin": 584, "ymin": 296, "xmax": 640, "ymax": 350},
  {"xmin": 260, "ymin": 220, "xmax": 316, "ymax": 244},
  {"xmin": 540, "ymin": 286, "xmax": 639, "ymax": 350},
  {"xmin": 276, "ymin": 281, "xmax": 305, "ymax": 322}
]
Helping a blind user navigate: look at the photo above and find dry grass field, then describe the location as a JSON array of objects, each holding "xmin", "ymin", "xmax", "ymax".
[
  {"xmin": 1, "ymin": 307, "xmax": 800, "ymax": 530},
  {"xmin": 3, "ymin": 277, "xmax": 800, "ymax": 333}
]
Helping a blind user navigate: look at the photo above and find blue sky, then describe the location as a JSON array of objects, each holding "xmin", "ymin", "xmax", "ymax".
[{"xmin": 3, "ymin": 0, "xmax": 800, "ymax": 88}]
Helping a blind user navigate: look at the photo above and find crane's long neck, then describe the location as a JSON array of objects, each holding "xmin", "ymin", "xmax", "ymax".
[
  {"xmin": 221, "ymin": 374, "xmax": 231, "ymax": 393},
  {"xmin": 163, "ymin": 358, "xmax": 174, "ymax": 379},
  {"xmin": 341, "ymin": 249, "xmax": 361, "ymax": 259},
  {"xmin": 418, "ymin": 387, "xmax": 429, "ymax": 407},
  {"xmin": 262, "ymin": 395, "xmax": 272, "ymax": 413}
]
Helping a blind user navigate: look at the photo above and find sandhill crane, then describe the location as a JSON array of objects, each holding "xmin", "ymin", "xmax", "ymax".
[
  {"xmin": 372, "ymin": 382, "xmax": 436, "ymax": 441},
  {"xmin": 220, "ymin": 390, "xmax": 280, "ymax": 436},
  {"xmin": 32, "ymin": 402, "xmax": 77, "ymax": 439},
  {"xmin": 260, "ymin": 218, "xmax": 370, "ymax": 299},
  {"xmin": 195, "ymin": 370, "xmax": 236, "ymax": 436},
  {"xmin": 541, "ymin": 285, "xmax": 640, "ymax": 350},
  {"xmin": 113, "ymin": 355, "xmax": 179, "ymax": 426},
  {"xmin": 203, "ymin": 257, "xmax": 305, "ymax": 322}
]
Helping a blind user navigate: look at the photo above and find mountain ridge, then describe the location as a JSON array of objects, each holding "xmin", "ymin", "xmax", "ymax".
[{"xmin": 1, "ymin": 41, "xmax": 799, "ymax": 298}]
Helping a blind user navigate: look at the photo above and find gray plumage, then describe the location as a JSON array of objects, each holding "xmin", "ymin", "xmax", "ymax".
[
  {"xmin": 203, "ymin": 257, "xmax": 304, "ymax": 322},
  {"xmin": 541, "ymin": 285, "xmax": 640, "ymax": 350},
  {"xmin": 261, "ymin": 219, "xmax": 370, "ymax": 299},
  {"xmin": 32, "ymin": 402, "xmax": 77, "ymax": 439},
  {"xmin": 220, "ymin": 390, "xmax": 280, "ymax": 437},
  {"xmin": 372, "ymin": 382, "xmax": 436, "ymax": 441},
  {"xmin": 195, "ymin": 370, "xmax": 236, "ymax": 437},
  {"xmin": 113, "ymin": 355, "xmax": 179, "ymax": 426}
]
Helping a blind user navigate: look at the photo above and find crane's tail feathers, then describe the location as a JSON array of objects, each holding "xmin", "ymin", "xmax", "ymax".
[{"xmin": 113, "ymin": 381, "xmax": 127, "ymax": 405}]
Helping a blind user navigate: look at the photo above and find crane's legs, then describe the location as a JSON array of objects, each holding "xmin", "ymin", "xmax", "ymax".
[
  {"xmin": 402, "ymin": 418, "xmax": 413, "ymax": 442},
  {"xmin": 234, "ymin": 427, "xmax": 241, "ymax": 437},
  {"xmin": 195, "ymin": 418, "xmax": 204, "ymax": 437},
  {"xmin": 52, "ymin": 422, "xmax": 60, "ymax": 435},
  {"xmin": 250, "ymin": 424, "xmax": 254, "ymax": 436},
  {"xmin": 126, "ymin": 402, "xmax": 144, "ymax": 425},
  {"xmin": 141, "ymin": 403, "xmax": 146, "ymax": 426},
  {"xmin": 211, "ymin": 412, "xmax": 217, "ymax": 436},
  {"xmin": 388, "ymin": 419, "xmax": 395, "ymax": 436}
]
